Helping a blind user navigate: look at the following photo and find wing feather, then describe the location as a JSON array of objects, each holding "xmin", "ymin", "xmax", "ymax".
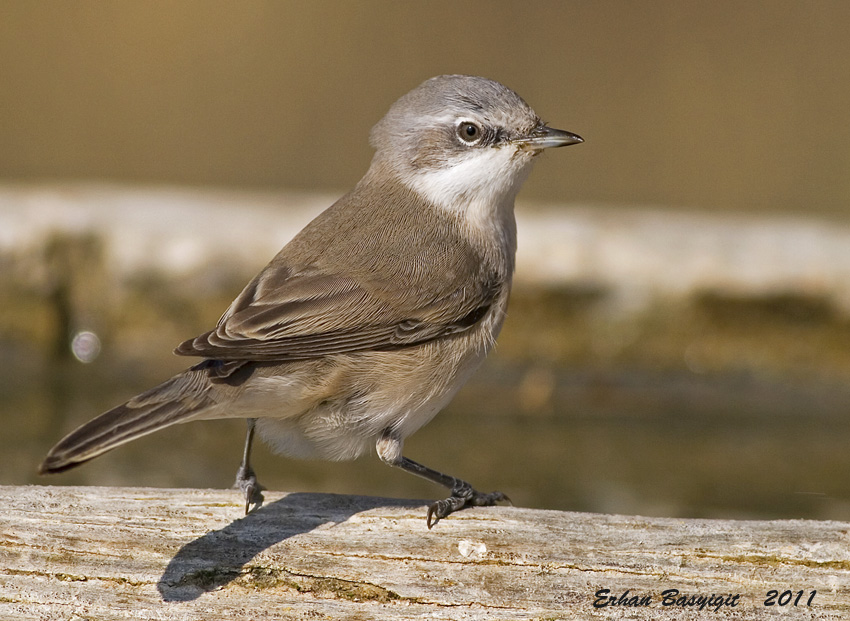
[
  {"xmin": 175, "ymin": 265, "xmax": 499, "ymax": 361},
  {"xmin": 174, "ymin": 178, "xmax": 504, "ymax": 362}
]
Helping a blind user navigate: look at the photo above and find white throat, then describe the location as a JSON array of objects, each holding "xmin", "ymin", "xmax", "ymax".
[{"xmin": 398, "ymin": 146, "xmax": 533, "ymax": 265}]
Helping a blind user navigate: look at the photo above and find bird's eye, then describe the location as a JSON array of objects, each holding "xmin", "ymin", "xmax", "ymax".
[{"xmin": 457, "ymin": 122, "xmax": 482, "ymax": 144}]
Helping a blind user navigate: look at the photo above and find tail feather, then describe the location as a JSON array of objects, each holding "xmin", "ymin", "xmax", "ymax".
[{"xmin": 39, "ymin": 366, "xmax": 216, "ymax": 474}]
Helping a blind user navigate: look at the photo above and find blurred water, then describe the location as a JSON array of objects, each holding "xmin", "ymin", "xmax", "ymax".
[
  {"xmin": 3, "ymin": 185, "xmax": 850, "ymax": 521},
  {"xmin": 5, "ymin": 345, "xmax": 850, "ymax": 522}
]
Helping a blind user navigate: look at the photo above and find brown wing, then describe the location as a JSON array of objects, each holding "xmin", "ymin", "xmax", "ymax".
[
  {"xmin": 175, "ymin": 176, "xmax": 504, "ymax": 362},
  {"xmin": 175, "ymin": 260, "xmax": 499, "ymax": 361}
]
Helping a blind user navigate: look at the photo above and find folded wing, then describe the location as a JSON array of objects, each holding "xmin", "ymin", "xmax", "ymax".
[{"xmin": 175, "ymin": 261, "xmax": 499, "ymax": 361}]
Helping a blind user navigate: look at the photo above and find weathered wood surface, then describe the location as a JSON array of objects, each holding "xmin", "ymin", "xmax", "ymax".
[{"xmin": 0, "ymin": 485, "xmax": 848, "ymax": 620}]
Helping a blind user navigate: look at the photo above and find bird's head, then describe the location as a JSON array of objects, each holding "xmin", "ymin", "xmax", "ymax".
[{"xmin": 368, "ymin": 75, "xmax": 582, "ymax": 215}]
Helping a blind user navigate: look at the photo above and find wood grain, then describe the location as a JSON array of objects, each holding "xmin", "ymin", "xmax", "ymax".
[{"xmin": 1, "ymin": 485, "xmax": 848, "ymax": 619}]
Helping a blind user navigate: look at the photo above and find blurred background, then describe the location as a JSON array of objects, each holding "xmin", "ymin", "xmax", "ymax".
[{"xmin": 2, "ymin": 1, "xmax": 850, "ymax": 521}]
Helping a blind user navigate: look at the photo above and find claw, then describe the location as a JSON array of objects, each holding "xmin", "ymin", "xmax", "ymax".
[
  {"xmin": 234, "ymin": 418, "xmax": 264, "ymax": 514},
  {"xmin": 377, "ymin": 443, "xmax": 511, "ymax": 530},
  {"xmin": 234, "ymin": 464, "xmax": 265, "ymax": 514},
  {"xmin": 426, "ymin": 486, "xmax": 509, "ymax": 529}
]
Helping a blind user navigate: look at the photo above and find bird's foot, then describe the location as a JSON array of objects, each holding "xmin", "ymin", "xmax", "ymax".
[
  {"xmin": 426, "ymin": 481, "xmax": 510, "ymax": 529},
  {"xmin": 234, "ymin": 464, "xmax": 265, "ymax": 514}
]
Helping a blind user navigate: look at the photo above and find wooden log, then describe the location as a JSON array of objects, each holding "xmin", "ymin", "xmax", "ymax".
[{"xmin": 0, "ymin": 485, "xmax": 848, "ymax": 619}]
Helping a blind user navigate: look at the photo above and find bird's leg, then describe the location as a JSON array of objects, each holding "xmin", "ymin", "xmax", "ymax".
[
  {"xmin": 377, "ymin": 430, "xmax": 510, "ymax": 529},
  {"xmin": 234, "ymin": 418, "xmax": 265, "ymax": 514}
]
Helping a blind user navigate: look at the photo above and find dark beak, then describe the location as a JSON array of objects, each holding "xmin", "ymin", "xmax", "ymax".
[{"xmin": 521, "ymin": 126, "xmax": 584, "ymax": 150}]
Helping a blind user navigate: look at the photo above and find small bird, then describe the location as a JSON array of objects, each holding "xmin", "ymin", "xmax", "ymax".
[{"xmin": 40, "ymin": 75, "xmax": 582, "ymax": 528}]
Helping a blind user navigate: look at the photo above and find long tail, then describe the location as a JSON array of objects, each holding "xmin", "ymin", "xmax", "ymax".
[{"xmin": 39, "ymin": 362, "xmax": 221, "ymax": 474}]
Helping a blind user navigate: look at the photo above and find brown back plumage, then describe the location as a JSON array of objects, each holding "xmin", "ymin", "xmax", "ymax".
[{"xmin": 175, "ymin": 176, "xmax": 504, "ymax": 361}]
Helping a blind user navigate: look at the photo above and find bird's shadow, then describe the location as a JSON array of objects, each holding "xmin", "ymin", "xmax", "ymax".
[{"xmin": 157, "ymin": 492, "xmax": 415, "ymax": 602}]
